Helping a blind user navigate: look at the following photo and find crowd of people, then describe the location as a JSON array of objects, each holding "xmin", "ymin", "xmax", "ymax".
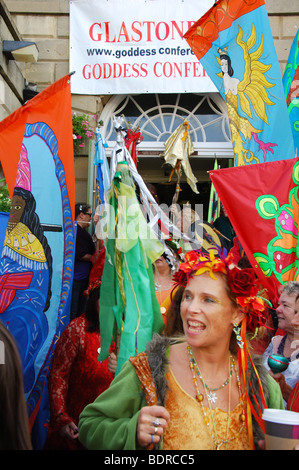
[{"xmin": 2, "ymin": 199, "xmax": 299, "ymax": 451}]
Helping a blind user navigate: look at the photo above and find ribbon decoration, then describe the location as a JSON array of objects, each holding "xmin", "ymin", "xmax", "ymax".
[
  {"xmin": 125, "ymin": 128, "xmax": 143, "ymax": 166},
  {"xmin": 239, "ymin": 317, "xmax": 267, "ymax": 449},
  {"xmin": 110, "ymin": 115, "xmax": 200, "ymax": 248},
  {"xmin": 163, "ymin": 120, "xmax": 199, "ymax": 194}
]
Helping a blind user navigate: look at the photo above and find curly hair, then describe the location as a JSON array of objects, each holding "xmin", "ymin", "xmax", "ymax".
[{"xmin": 281, "ymin": 281, "xmax": 299, "ymax": 298}]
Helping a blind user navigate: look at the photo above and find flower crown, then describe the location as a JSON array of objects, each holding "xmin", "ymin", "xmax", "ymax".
[{"xmin": 173, "ymin": 249, "xmax": 267, "ymax": 333}]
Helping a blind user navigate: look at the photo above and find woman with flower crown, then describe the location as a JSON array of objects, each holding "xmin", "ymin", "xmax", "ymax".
[{"xmin": 78, "ymin": 249, "xmax": 284, "ymax": 450}]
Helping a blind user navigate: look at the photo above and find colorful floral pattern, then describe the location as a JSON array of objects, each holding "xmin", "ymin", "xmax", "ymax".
[
  {"xmin": 254, "ymin": 160, "xmax": 299, "ymax": 285},
  {"xmin": 45, "ymin": 314, "xmax": 114, "ymax": 449}
]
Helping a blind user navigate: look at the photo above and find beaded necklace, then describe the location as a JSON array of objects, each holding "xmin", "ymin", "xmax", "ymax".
[
  {"xmin": 189, "ymin": 349, "xmax": 234, "ymax": 403},
  {"xmin": 187, "ymin": 345, "xmax": 246, "ymax": 450}
]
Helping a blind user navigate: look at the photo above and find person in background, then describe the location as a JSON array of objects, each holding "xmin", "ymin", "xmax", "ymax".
[
  {"xmin": 44, "ymin": 286, "xmax": 115, "ymax": 450},
  {"xmin": 70, "ymin": 203, "xmax": 95, "ymax": 321},
  {"xmin": 153, "ymin": 240, "xmax": 181, "ymax": 326},
  {"xmin": 0, "ymin": 320, "xmax": 32, "ymax": 450},
  {"xmin": 263, "ymin": 281, "xmax": 299, "ymax": 401},
  {"xmin": 93, "ymin": 203, "xmax": 105, "ymax": 253},
  {"xmin": 266, "ymin": 293, "xmax": 299, "ymax": 410},
  {"xmin": 213, "ymin": 205, "xmax": 235, "ymax": 252}
]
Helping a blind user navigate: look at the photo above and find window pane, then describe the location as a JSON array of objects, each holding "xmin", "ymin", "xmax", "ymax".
[{"xmin": 107, "ymin": 93, "xmax": 229, "ymax": 143}]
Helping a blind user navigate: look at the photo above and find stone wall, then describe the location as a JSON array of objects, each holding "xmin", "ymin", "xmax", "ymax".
[
  {"xmin": 0, "ymin": 0, "xmax": 26, "ymax": 121},
  {"xmin": 5, "ymin": 0, "xmax": 299, "ymax": 112},
  {"xmin": 4, "ymin": 0, "xmax": 107, "ymax": 118}
]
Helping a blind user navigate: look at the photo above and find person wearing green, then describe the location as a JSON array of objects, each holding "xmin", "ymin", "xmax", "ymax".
[{"xmin": 79, "ymin": 249, "xmax": 284, "ymax": 450}]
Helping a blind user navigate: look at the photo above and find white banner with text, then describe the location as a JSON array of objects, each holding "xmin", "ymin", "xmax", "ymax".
[{"xmin": 69, "ymin": 0, "xmax": 216, "ymax": 95}]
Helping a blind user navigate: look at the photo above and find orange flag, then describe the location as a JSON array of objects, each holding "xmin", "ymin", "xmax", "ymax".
[
  {"xmin": 0, "ymin": 74, "xmax": 75, "ymax": 215},
  {"xmin": 0, "ymin": 74, "xmax": 76, "ymax": 433}
]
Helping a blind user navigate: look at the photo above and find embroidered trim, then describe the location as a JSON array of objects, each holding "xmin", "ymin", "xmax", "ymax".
[{"xmin": 130, "ymin": 352, "xmax": 157, "ymax": 406}]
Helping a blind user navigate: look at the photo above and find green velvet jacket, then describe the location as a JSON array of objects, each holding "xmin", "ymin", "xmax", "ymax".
[{"xmin": 78, "ymin": 336, "xmax": 284, "ymax": 450}]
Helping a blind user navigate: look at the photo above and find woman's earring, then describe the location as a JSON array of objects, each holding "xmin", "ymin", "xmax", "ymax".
[{"xmin": 233, "ymin": 322, "xmax": 244, "ymax": 349}]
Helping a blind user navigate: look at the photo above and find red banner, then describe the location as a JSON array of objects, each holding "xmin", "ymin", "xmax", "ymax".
[{"xmin": 209, "ymin": 158, "xmax": 299, "ymax": 305}]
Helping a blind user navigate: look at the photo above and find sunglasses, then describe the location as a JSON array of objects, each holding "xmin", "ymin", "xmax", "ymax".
[{"xmin": 83, "ymin": 212, "xmax": 92, "ymax": 218}]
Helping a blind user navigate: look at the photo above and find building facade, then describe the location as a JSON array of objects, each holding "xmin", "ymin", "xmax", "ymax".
[{"xmin": 1, "ymin": 0, "xmax": 299, "ymax": 214}]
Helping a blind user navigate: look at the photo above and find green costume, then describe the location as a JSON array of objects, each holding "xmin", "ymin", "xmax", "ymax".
[{"xmin": 79, "ymin": 359, "xmax": 146, "ymax": 450}]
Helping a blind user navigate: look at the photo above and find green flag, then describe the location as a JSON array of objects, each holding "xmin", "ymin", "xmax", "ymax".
[{"xmin": 98, "ymin": 162, "xmax": 164, "ymax": 375}]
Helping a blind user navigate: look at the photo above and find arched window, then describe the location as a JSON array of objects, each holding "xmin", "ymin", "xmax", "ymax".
[
  {"xmin": 90, "ymin": 92, "xmax": 233, "ymax": 214},
  {"xmin": 100, "ymin": 92, "xmax": 233, "ymax": 158}
]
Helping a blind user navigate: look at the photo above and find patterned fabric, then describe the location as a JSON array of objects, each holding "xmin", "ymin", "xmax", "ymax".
[
  {"xmin": 163, "ymin": 369, "xmax": 250, "ymax": 450},
  {"xmin": 0, "ymin": 75, "xmax": 76, "ymax": 431},
  {"xmin": 283, "ymin": 30, "xmax": 299, "ymax": 153},
  {"xmin": 184, "ymin": 0, "xmax": 295, "ymax": 166},
  {"xmin": 0, "ymin": 271, "xmax": 33, "ymax": 314},
  {"xmin": 45, "ymin": 314, "xmax": 114, "ymax": 450}
]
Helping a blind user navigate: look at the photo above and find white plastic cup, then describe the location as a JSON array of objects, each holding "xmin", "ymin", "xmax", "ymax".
[{"xmin": 263, "ymin": 408, "xmax": 299, "ymax": 450}]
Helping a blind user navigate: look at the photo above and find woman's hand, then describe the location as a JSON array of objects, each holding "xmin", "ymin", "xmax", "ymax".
[
  {"xmin": 137, "ymin": 405, "xmax": 170, "ymax": 448},
  {"xmin": 108, "ymin": 352, "xmax": 118, "ymax": 374},
  {"xmin": 269, "ymin": 372, "xmax": 293, "ymax": 401},
  {"xmin": 59, "ymin": 422, "xmax": 79, "ymax": 440}
]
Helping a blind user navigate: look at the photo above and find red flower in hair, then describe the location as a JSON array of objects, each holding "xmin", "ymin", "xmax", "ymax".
[
  {"xmin": 227, "ymin": 267, "xmax": 267, "ymax": 332},
  {"xmin": 185, "ymin": 250, "xmax": 202, "ymax": 267},
  {"xmin": 227, "ymin": 267, "xmax": 256, "ymax": 297},
  {"xmin": 173, "ymin": 249, "xmax": 268, "ymax": 332},
  {"xmin": 173, "ymin": 269, "xmax": 188, "ymax": 286},
  {"xmin": 236, "ymin": 294, "xmax": 267, "ymax": 332}
]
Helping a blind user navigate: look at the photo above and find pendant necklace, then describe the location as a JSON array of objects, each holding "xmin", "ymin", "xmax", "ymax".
[
  {"xmin": 188, "ymin": 345, "xmax": 234, "ymax": 403},
  {"xmin": 187, "ymin": 345, "xmax": 246, "ymax": 450}
]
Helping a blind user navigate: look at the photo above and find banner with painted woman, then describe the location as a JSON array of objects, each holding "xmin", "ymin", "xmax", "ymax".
[
  {"xmin": 184, "ymin": 0, "xmax": 295, "ymax": 166},
  {"xmin": 0, "ymin": 75, "xmax": 76, "ymax": 428}
]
